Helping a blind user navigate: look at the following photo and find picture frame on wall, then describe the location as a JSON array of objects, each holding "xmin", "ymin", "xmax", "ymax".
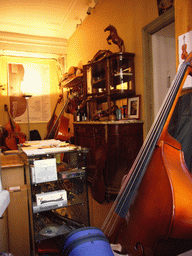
[
  {"xmin": 157, "ymin": 0, "xmax": 174, "ymax": 16},
  {"xmin": 127, "ymin": 95, "xmax": 141, "ymax": 119}
]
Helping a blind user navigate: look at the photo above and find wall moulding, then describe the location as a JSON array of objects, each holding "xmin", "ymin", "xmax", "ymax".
[{"xmin": 0, "ymin": 31, "xmax": 68, "ymax": 56}]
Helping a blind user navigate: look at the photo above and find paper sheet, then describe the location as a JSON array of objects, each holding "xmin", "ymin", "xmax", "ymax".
[{"xmin": 34, "ymin": 158, "xmax": 57, "ymax": 183}]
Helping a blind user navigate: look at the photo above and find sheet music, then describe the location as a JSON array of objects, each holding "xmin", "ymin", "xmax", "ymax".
[{"xmin": 34, "ymin": 158, "xmax": 57, "ymax": 183}]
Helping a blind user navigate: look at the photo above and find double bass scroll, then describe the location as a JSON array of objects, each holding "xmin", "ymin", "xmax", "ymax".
[{"xmin": 102, "ymin": 53, "xmax": 192, "ymax": 255}]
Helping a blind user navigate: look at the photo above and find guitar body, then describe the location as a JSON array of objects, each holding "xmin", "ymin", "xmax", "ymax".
[
  {"xmin": 5, "ymin": 121, "xmax": 26, "ymax": 150},
  {"xmin": 55, "ymin": 115, "xmax": 73, "ymax": 141}
]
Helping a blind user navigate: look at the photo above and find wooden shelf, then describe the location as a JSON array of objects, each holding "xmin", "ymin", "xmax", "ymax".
[
  {"xmin": 83, "ymin": 52, "xmax": 136, "ymax": 118},
  {"xmin": 60, "ymin": 74, "xmax": 83, "ymax": 89}
]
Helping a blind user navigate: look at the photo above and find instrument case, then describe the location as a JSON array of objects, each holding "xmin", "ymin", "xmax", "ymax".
[{"xmin": 63, "ymin": 227, "xmax": 114, "ymax": 256}]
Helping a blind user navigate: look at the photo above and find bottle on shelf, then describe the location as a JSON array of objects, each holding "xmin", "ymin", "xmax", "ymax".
[
  {"xmin": 82, "ymin": 106, "xmax": 87, "ymax": 121},
  {"xmin": 76, "ymin": 105, "xmax": 82, "ymax": 122}
]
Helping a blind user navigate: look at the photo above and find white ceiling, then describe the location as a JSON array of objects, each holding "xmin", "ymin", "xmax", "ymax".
[{"xmin": 0, "ymin": 0, "xmax": 99, "ymax": 40}]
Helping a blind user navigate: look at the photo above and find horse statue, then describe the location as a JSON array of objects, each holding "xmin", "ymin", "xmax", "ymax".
[{"xmin": 104, "ymin": 25, "xmax": 125, "ymax": 52}]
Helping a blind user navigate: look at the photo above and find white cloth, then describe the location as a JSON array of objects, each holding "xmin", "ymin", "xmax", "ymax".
[{"xmin": 0, "ymin": 190, "xmax": 10, "ymax": 217}]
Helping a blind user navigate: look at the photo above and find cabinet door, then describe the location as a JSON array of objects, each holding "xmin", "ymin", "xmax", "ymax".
[
  {"xmin": 84, "ymin": 59, "xmax": 107, "ymax": 97},
  {"xmin": 110, "ymin": 53, "xmax": 135, "ymax": 92},
  {"xmin": 105, "ymin": 123, "xmax": 143, "ymax": 197},
  {"xmin": 74, "ymin": 125, "xmax": 95, "ymax": 161},
  {"xmin": 94, "ymin": 125, "xmax": 106, "ymax": 150}
]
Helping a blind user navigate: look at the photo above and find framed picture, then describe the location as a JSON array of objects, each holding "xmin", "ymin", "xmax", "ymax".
[
  {"xmin": 157, "ymin": 0, "xmax": 174, "ymax": 16},
  {"xmin": 127, "ymin": 95, "xmax": 141, "ymax": 119}
]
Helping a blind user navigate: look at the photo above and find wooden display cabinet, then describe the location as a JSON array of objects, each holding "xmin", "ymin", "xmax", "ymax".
[{"xmin": 83, "ymin": 52, "xmax": 135, "ymax": 118}]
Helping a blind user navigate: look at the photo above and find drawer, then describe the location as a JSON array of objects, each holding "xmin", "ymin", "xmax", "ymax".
[
  {"xmin": 107, "ymin": 123, "xmax": 143, "ymax": 135},
  {"xmin": 74, "ymin": 125, "xmax": 94, "ymax": 134},
  {"xmin": 94, "ymin": 125, "xmax": 105, "ymax": 135}
]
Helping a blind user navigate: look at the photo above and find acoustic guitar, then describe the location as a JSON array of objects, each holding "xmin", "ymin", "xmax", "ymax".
[
  {"xmin": 45, "ymin": 94, "xmax": 63, "ymax": 139},
  {"xmin": 45, "ymin": 94, "xmax": 76, "ymax": 140}
]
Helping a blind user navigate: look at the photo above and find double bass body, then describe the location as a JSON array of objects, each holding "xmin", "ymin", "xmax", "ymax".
[
  {"xmin": 102, "ymin": 54, "xmax": 192, "ymax": 255},
  {"xmin": 114, "ymin": 137, "xmax": 192, "ymax": 255}
]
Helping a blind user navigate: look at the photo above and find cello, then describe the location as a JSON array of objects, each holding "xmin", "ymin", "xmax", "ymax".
[
  {"xmin": 102, "ymin": 53, "xmax": 192, "ymax": 255},
  {"xmin": 4, "ymin": 104, "xmax": 26, "ymax": 150}
]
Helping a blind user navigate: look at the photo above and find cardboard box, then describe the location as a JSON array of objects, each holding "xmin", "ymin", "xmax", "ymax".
[{"xmin": 8, "ymin": 185, "xmax": 30, "ymax": 256}]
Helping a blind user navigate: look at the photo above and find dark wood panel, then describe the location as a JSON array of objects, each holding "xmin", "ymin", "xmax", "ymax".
[{"xmin": 74, "ymin": 121, "xmax": 143, "ymax": 201}]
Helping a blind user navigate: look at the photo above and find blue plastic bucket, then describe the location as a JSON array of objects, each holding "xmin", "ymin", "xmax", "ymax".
[{"xmin": 63, "ymin": 227, "xmax": 114, "ymax": 256}]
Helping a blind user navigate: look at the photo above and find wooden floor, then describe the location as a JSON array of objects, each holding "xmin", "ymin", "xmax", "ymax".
[
  {"xmin": 88, "ymin": 186, "xmax": 113, "ymax": 228},
  {"xmin": 179, "ymin": 251, "xmax": 192, "ymax": 256},
  {"xmin": 88, "ymin": 187, "xmax": 192, "ymax": 256}
]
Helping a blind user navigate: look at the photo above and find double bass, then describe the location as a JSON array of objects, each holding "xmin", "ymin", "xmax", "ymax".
[
  {"xmin": 102, "ymin": 53, "xmax": 192, "ymax": 255},
  {"xmin": 4, "ymin": 104, "xmax": 26, "ymax": 150}
]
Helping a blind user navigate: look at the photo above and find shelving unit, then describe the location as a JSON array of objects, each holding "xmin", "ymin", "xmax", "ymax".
[
  {"xmin": 20, "ymin": 141, "xmax": 89, "ymax": 255},
  {"xmin": 83, "ymin": 52, "xmax": 135, "ymax": 118}
]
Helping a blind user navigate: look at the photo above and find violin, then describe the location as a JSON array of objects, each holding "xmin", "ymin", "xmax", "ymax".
[
  {"xmin": 4, "ymin": 104, "xmax": 26, "ymax": 150},
  {"xmin": 102, "ymin": 53, "xmax": 192, "ymax": 255},
  {"xmin": 45, "ymin": 94, "xmax": 63, "ymax": 139},
  {"xmin": 181, "ymin": 35, "xmax": 188, "ymax": 60}
]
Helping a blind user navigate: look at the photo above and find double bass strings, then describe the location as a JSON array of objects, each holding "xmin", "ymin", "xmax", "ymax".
[
  {"xmin": 102, "ymin": 60, "xmax": 189, "ymax": 237},
  {"xmin": 102, "ymin": 61, "xmax": 188, "ymax": 235}
]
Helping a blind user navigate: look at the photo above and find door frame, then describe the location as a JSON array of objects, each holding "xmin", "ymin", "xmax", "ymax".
[{"xmin": 142, "ymin": 7, "xmax": 175, "ymax": 135}]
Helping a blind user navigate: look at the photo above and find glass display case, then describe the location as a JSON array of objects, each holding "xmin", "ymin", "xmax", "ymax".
[
  {"xmin": 20, "ymin": 141, "xmax": 89, "ymax": 255},
  {"xmin": 83, "ymin": 52, "xmax": 135, "ymax": 108}
]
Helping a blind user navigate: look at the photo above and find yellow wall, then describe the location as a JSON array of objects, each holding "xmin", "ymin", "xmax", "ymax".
[
  {"xmin": 1, "ymin": 0, "xmax": 191, "ymax": 142},
  {"xmin": 67, "ymin": 0, "xmax": 159, "ymax": 124},
  {"xmin": 175, "ymin": 0, "xmax": 192, "ymax": 66},
  {"xmin": 0, "ymin": 56, "xmax": 61, "ymax": 139}
]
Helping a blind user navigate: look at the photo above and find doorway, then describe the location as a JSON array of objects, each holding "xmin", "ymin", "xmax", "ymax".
[
  {"xmin": 152, "ymin": 22, "xmax": 176, "ymax": 117},
  {"xmin": 142, "ymin": 7, "xmax": 175, "ymax": 135}
]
